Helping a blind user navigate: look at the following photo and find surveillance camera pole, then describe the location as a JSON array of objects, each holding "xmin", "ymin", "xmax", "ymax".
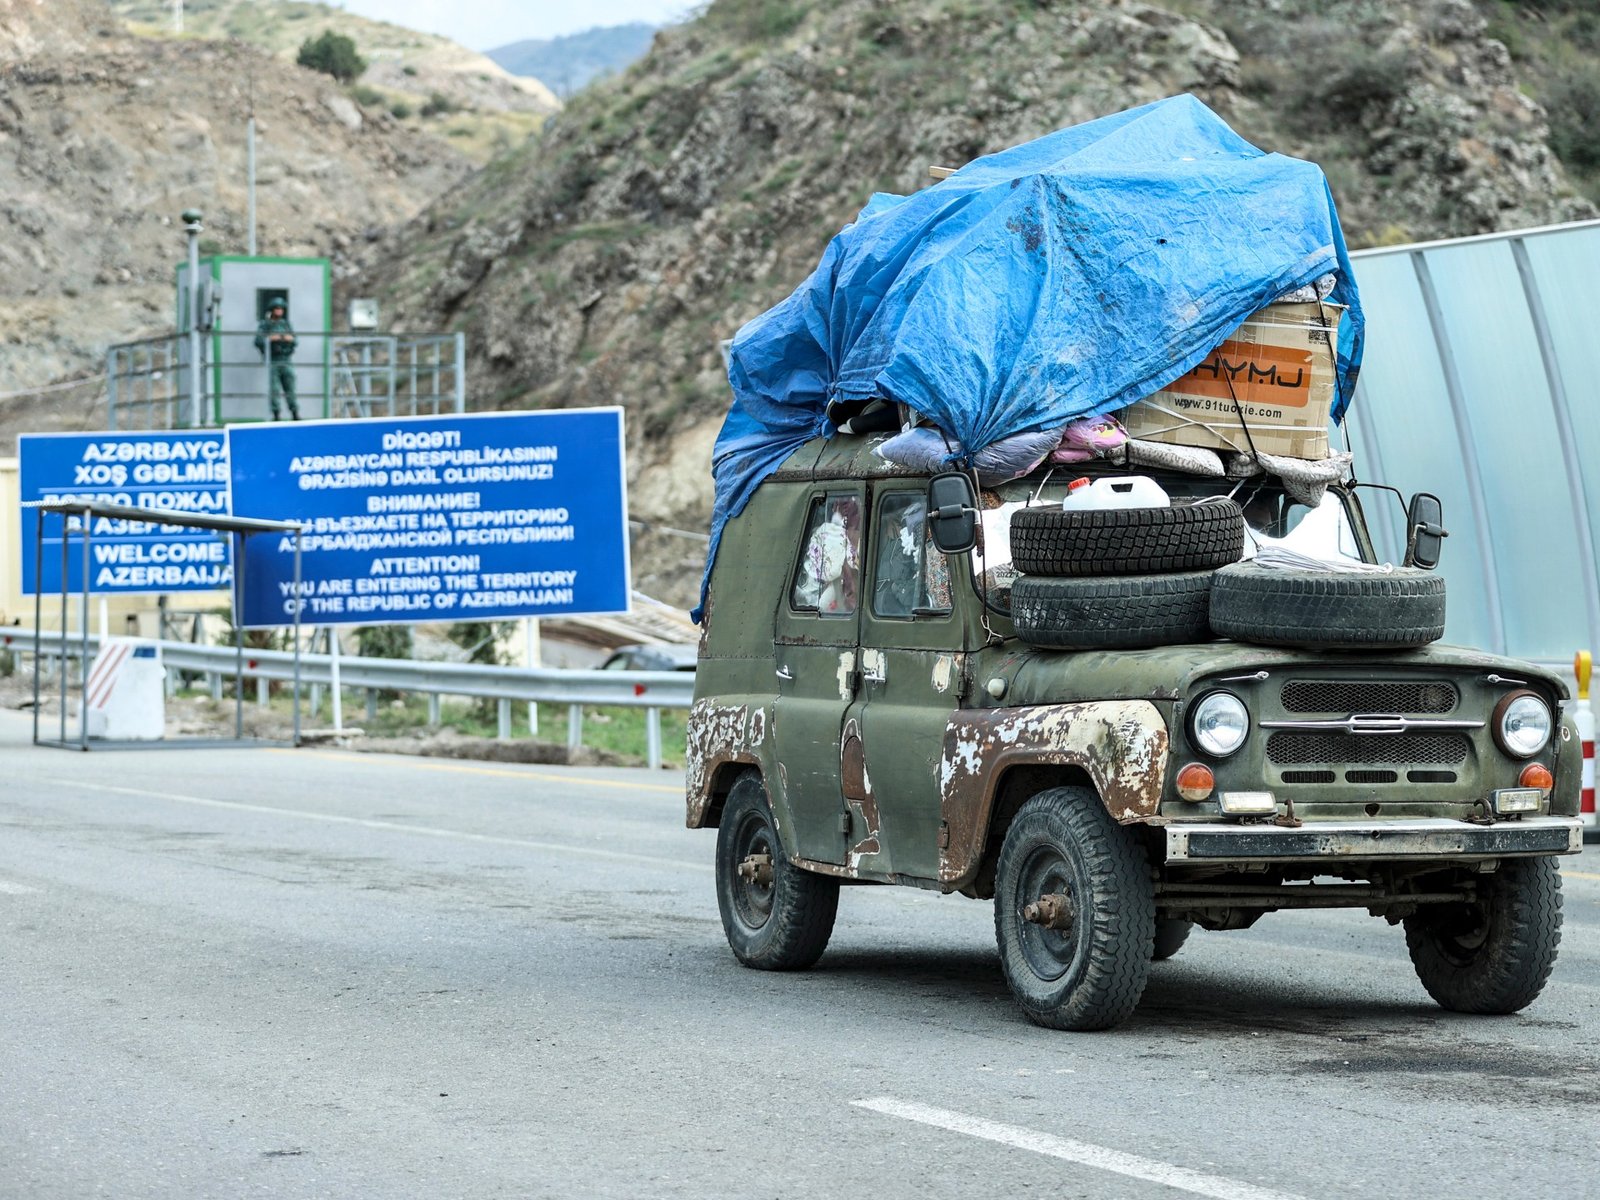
[{"xmin": 182, "ymin": 209, "xmax": 204, "ymax": 428}]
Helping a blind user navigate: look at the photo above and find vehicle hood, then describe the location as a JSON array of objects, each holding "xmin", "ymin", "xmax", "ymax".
[{"xmin": 979, "ymin": 640, "xmax": 1571, "ymax": 708}]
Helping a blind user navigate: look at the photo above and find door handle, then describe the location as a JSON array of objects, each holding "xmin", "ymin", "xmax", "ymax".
[
  {"xmin": 776, "ymin": 665, "xmax": 794, "ymax": 681},
  {"xmin": 863, "ymin": 666, "xmax": 886, "ymax": 685}
]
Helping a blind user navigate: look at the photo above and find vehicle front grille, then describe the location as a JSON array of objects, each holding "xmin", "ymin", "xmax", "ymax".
[
  {"xmin": 1281, "ymin": 769, "xmax": 1337, "ymax": 784},
  {"xmin": 1280, "ymin": 679, "xmax": 1458, "ymax": 714},
  {"xmin": 1266, "ymin": 731, "xmax": 1471, "ymax": 766},
  {"xmin": 1345, "ymin": 769, "xmax": 1398, "ymax": 784}
]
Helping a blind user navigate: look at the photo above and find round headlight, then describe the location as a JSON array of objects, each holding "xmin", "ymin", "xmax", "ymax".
[
  {"xmin": 1190, "ymin": 691, "xmax": 1249, "ymax": 758},
  {"xmin": 1495, "ymin": 691, "xmax": 1552, "ymax": 759}
]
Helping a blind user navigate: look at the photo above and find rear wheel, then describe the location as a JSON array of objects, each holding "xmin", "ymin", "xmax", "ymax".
[
  {"xmin": 1403, "ymin": 858, "xmax": 1562, "ymax": 1014},
  {"xmin": 1152, "ymin": 918, "xmax": 1193, "ymax": 962},
  {"xmin": 994, "ymin": 786, "xmax": 1155, "ymax": 1030},
  {"xmin": 715, "ymin": 773, "xmax": 839, "ymax": 970}
]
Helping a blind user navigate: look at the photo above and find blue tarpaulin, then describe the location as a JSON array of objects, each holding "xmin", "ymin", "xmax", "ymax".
[{"xmin": 695, "ymin": 95, "xmax": 1364, "ymax": 620}]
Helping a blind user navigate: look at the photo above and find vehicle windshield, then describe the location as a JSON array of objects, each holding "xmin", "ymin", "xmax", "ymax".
[{"xmin": 973, "ymin": 474, "xmax": 1370, "ymax": 600}]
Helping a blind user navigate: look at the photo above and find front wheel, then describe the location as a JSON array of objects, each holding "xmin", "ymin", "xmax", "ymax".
[
  {"xmin": 1403, "ymin": 858, "xmax": 1563, "ymax": 1014},
  {"xmin": 715, "ymin": 773, "xmax": 839, "ymax": 970},
  {"xmin": 994, "ymin": 786, "xmax": 1155, "ymax": 1031}
]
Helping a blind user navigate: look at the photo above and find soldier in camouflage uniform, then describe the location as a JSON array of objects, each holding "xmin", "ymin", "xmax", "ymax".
[{"xmin": 254, "ymin": 300, "xmax": 300, "ymax": 421}]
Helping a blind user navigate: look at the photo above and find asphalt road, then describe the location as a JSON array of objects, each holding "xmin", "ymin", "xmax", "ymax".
[{"xmin": 3, "ymin": 707, "xmax": 1600, "ymax": 1200}]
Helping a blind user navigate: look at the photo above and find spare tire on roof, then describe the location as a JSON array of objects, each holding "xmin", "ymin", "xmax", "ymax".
[
  {"xmin": 1010, "ymin": 500, "xmax": 1244, "ymax": 577},
  {"xmin": 1210, "ymin": 562, "xmax": 1446, "ymax": 650},
  {"xmin": 1011, "ymin": 571, "xmax": 1215, "ymax": 650}
]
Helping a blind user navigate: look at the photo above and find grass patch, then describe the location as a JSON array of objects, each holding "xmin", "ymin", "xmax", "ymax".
[
  {"xmin": 180, "ymin": 688, "xmax": 689, "ymax": 767},
  {"xmin": 355, "ymin": 694, "xmax": 689, "ymax": 766}
]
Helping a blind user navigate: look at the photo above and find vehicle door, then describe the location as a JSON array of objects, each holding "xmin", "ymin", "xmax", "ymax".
[
  {"xmin": 772, "ymin": 488, "xmax": 864, "ymax": 866},
  {"xmin": 849, "ymin": 486, "xmax": 962, "ymax": 880}
]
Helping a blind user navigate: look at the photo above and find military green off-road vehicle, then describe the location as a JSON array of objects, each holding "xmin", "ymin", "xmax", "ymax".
[{"xmin": 686, "ymin": 435, "xmax": 1582, "ymax": 1030}]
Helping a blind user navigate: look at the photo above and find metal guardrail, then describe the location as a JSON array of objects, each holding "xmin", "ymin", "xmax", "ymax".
[
  {"xmin": 106, "ymin": 330, "xmax": 467, "ymax": 429},
  {"xmin": 5, "ymin": 629, "xmax": 695, "ymax": 768}
]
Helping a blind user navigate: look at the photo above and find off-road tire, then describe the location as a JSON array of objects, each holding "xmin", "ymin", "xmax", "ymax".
[
  {"xmin": 1011, "ymin": 571, "xmax": 1214, "ymax": 650},
  {"xmin": 1403, "ymin": 858, "xmax": 1562, "ymax": 1014},
  {"xmin": 715, "ymin": 773, "xmax": 839, "ymax": 971},
  {"xmin": 1010, "ymin": 500, "xmax": 1244, "ymax": 577},
  {"xmin": 1152, "ymin": 918, "xmax": 1193, "ymax": 962},
  {"xmin": 994, "ymin": 786, "xmax": 1156, "ymax": 1031},
  {"xmin": 1210, "ymin": 562, "xmax": 1446, "ymax": 650}
]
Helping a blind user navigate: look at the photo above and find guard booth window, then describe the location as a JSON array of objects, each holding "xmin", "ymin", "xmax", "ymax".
[{"xmin": 256, "ymin": 290, "xmax": 289, "ymax": 320}]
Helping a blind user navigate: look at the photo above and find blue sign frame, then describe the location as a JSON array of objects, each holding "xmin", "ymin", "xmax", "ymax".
[
  {"xmin": 18, "ymin": 431, "xmax": 231, "ymax": 595},
  {"xmin": 227, "ymin": 409, "xmax": 631, "ymax": 628}
]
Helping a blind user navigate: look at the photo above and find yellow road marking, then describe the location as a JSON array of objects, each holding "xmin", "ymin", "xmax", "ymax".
[
  {"xmin": 270, "ymin": 747, "xmax": 684, "ymax": 795},
  {"xmin": 1563, "ymin": 869, "xmax": 1600, "ymax": 881}
]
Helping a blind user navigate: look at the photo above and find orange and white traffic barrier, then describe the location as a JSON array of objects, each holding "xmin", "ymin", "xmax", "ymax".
[{"xmin": 1576, "ymin": 650, "xmax": 1594, "ymax": 835}]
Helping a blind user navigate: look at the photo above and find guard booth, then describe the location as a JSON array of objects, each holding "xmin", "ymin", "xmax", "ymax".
[
  {"xmin": 175, "ymin": 256, "xmax": 331, "ymax": 424},
  {"xmin": 110, "ymin": 257, "xmax": 466, "ymax": 431}
]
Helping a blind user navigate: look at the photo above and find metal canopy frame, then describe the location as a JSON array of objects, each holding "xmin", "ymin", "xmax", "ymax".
[{"xmin": 27, "ymin": 501, "xmax": 304, "ymax": 752}]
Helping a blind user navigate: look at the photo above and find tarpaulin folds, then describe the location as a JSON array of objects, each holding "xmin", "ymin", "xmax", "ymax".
[{"xmin": 695, "ymin": 95, "xmax": 1365, "ymax": 620}]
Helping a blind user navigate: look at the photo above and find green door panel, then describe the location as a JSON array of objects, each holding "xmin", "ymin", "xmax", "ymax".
[
  {"xmin": 772, "ymin": 488, "xmax": 865, "ymax": 866},
  {"xmin": 853, "ymin": 486, "xmax": 964, "ymax": 882}
]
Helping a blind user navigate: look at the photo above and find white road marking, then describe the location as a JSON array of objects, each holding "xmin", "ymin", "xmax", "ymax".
[
  {"xmin": 851, "ymin": 1097, "xmax": 1310, "ymax": 1200},
  {"xmin": 0, "ymin": 879, "xmax": 39, "ymax": 895},
  {"xmin": 44, "ymin": 779, "xmax": 712, "ymax": 874}
]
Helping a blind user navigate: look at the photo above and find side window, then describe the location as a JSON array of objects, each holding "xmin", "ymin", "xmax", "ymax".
[
  {"xmin": 790, "ymin": 493, "xmax": 862, "ymax": 616},
  {"xmin": 872, "ymin": 493, "xmax": 953, "ymax": 619}
]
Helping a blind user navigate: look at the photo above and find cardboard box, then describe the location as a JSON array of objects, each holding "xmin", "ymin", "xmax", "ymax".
[{"xmin": 1118, "ymin": 302, "xmax": 1343, "ymax": 460}]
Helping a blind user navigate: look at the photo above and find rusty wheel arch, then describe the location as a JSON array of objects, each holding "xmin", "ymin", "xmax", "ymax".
[
  {"xmin": 702, "ymin": 762, "xmax": 762, "ymax": 830},
  {"xmin": 960, "ymin": 764, "xmax": 1094, "ymax": 899}
]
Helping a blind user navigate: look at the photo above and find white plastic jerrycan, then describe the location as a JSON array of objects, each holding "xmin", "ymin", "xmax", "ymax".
[{"xmin": 1060, "ymin": 475, "xmax": 1171, "ymax": 512}]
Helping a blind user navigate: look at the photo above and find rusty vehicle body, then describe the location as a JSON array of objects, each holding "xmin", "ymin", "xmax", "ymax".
[{"xmin": 687, "ymin": 434, "xmax": 1582, "ymax": 1029}]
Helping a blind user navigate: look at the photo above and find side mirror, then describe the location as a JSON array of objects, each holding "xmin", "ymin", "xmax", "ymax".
[
  {"xmin": 927, "ymin": 471, "xmax": 978, "ymax": 554},
  {"xmin": 1404, "ymin": 492, "xmax": 1447, "ymax": 570}
]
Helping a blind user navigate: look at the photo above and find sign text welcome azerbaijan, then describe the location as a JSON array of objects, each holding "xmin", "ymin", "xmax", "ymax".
[
  {"xmin": 18, "ymin": 431, "xmax": 230, "ymax": 595},
  {"xmin": 227, "ymin": 409, "xmax": 630, "ymax": 628}
]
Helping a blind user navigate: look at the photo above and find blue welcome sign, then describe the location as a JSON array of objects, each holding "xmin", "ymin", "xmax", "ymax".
[
  {"xmin": 227, "ymin": 409, "xmax": 631, "ymax": 628},
  {"xmin": 18, "ymin": 431, "xmax": 231, "ymax": 594}
]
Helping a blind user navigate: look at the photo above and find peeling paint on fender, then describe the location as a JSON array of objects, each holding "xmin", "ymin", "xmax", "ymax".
[
  {"xmin": 685, "ymin": 699, "xmax": 767, "ymax": 828},
  {"xmin": 839, "ymin": 716, "xmax": 884, "ymax": 871},
  {"xmin": 938, "ymin": 700, "xmax": 1170, "ymax": 886}
]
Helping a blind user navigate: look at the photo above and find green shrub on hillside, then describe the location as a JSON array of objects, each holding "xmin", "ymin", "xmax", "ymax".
[
  {"xmin": 421, "ymin": 90, "xmax": 461, "ymax": 118},
  {"xmin": 1548, "ymin": 65, "xmax": 1600, "ymax": 172},
  {"xmin": 297, "ymin": 30, "xmax": 366, "ymax": 82},
  {"xmin": 702, "ymin": 0, "xmax": 807, "ymax": 41}
]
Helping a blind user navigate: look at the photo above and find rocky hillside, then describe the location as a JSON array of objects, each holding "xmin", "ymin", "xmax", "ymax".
[
  {"xmin": 352, "ymin": 0, "xmax": 1592, "ymax": 608},
  {"xmin": 0, "ymin": 0, "xmax": 470, "ymax": 400},
  {"xmin": 110, "ymin": 0, "xmax": 559, "ymax": 163}
]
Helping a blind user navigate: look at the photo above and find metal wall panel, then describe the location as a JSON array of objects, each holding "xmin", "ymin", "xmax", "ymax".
[{"xmin": 1349, "ymin": 221, "xmax": 1600, "ymax": 670}]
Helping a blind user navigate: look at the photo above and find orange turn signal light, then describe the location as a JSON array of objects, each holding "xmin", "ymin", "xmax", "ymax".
[
  {"xmin": 1519, "ymin": 762, "xmax": 1554, "ymax": 791},
  {"xmin": 1176, "ymin": 762, "xmax": 1216, "ymax": 802}
]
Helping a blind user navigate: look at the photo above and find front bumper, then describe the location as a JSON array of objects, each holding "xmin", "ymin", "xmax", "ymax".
[{"xmin": 1164, "ymin": 816, "xmax": 1582, "ymax": 863}]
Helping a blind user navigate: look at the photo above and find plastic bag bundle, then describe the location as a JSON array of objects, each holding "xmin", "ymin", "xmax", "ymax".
[
  {"xmin": 1049, "ymin": 415, "xmax": 1129, "ymax": 464},
  {"xmin": 1273, "ymin": 272, "xmax": 1338, "ymax": 305},
  {"xmin": 1114, "ymin": 438, "xmax": 1226, "ymax": 477},
  {"xmin": 1228, "ymin": 449, "xmax": 1354, "ymax": 507},
  {"xmin": 877, "ymin": 426, "xmax": 1063, "ymax": 486}
]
